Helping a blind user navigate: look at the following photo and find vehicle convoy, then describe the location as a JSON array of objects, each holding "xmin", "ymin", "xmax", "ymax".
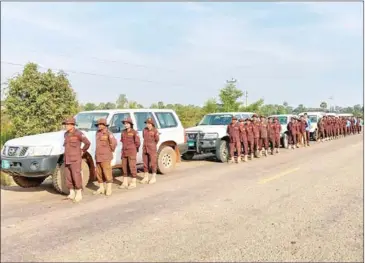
[
  {"xmin": 298, "ymin": 111, "xmax": 325, "ymax": 141},
  {"xmin": 183, "ymin": 112, "xmax": 256, "ymax": 162},
  {"xmin": 268, "ymin": 114, "xmax": 298, "ymax": 149},
  {"xmin": 0, "ymin": 109, "xmax": 188, "ymax": 194}
]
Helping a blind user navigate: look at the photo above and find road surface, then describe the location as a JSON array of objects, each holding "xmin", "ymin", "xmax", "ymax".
[{"xmin": 1, "ymin": 135, "xmax": 363, "ymax": 262}]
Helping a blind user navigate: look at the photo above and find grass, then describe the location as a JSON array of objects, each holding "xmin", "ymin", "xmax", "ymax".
[{"xmin": 1, "ymin": 171, "xmax": 14, "ymax": 186}]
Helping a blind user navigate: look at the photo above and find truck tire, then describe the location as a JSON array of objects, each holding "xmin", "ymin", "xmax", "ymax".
[
  {"xmin": 12, "ymin": 175, "xmax": 47, "ymax": 188},
  {"xmin": 182, "ymin": 152, "xmax": 195, "ymax": 161},
  {"xmin": 52, "ymin": 159, "xmax": 90, "ymax": 195},
  {"xmin": 216, "ymin": 140, "xmax": 228, "ymax": 163},
  {"xmin": 282, "ymin": 134, "xmax": 289, "ymax": 149},
  {"xmin": 312, "ymin": 130, "xmax": 318, "ymax": 141},
  {"xmin": 157, "ymin": 146, "xmax": 176, "ymax": 174}
]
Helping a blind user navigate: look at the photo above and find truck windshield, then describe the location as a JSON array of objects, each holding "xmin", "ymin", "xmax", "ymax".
[
  {"xmin": 277, "ymin": 116, "xmax": 287, "ymax": 125},
  {"xmin": 75, "ymin": 112, "xmax": 109, "ymax": 131},
  {"xmin": 308, "ymin": 115, "xmax": 318, "ymax": 123},
  {"xmin": 199, "ymin": 114, "xmax": 233, "ymax": 125}
]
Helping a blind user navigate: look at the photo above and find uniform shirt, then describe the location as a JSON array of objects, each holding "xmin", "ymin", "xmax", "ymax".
[
  {"xmin": 121, "ymin": 128, "xmax": 141, "ymax": 157},
  {"xmin": 238, "ymin": 122, "xmax": 248, "ymax": 141},
  {"xmin": 252, "ymin": 121, "xmax": 261, "ymax": 139},
  {"xmin": 268, "ymin": 123, "xmax": 276, "ymax": 139},
  {"xmin": 142, "ymin": 127, "xmax": 159, "ymax": 154},
  {"xmin": 227, "ymin": 122, "xmax": 240, "ymax": 143},
  {"xmin": 63, "ymin": 129, "xmax": 91, "ymax": 165},
  {"xmin": 95, "ymin": 129, "xmax": 117, "ymax": 163},
  {"xmin": 274, "ymin": 122, "xmax": 281, "ymax": 137},
  {"xmin": 246, "ymin": 123, "xmax": 254, "ymax": 139},
  {"xmin": 259, "ymin": 121, "xmax": 268, "ymax": 138}
]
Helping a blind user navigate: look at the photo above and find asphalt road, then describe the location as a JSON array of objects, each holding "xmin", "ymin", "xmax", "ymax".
[{"xmin": 1, "ymin": 135, "xmax": 363, "ymax": 262}]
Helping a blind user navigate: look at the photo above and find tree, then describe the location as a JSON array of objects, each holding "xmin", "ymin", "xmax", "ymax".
[
  {"xmin": 293, "ymin": 104, "xmax": 306, "ymax": 114},
  {"xmin": 219, "ymin": 82, "xmax": 243, "ymax": 112},
  {"xmin": 116, "ymin": 94, "xmax": 128, "ymax": 109},
  {"xmin": 320, "ymin": 101, "xmax": 327, "ymax": 110},
  {"xmin": 4, "ymin": 63, "xmax": 78, "ymax": 137},
  {"xmin": 83, "ymin": 103, "xmax": 98, "ymax": 111},
  {"xmin": 283, "ymin": 101, "xmax": 289, "ymax": 107},
  {"xmin": 104, "ymin": 102, "xmax": 116, "ymax": 109},
  {"xmin": 202, "ymin": 98, "xmax": 219, "ymax": 114}
]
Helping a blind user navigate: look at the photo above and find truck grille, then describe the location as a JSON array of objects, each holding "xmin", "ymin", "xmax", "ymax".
[{"xmin": 187, "ymin": 133, "xmax": 197, "ymax": 140}]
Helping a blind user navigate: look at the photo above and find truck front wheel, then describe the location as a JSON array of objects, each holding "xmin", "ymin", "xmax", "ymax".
[
  {"xmin": 216, "ymin": 140, "xmax": 228, "ymax": 163},
  {"xmin": 282, "ymin": 134, "xmax": 289, "ymax": 149},
  {"xmin": 157, "ymin": 146, "xmax": 177, "ymax": 174},
  {"xmin": 52, "ymin": 159, "xmax": 90, "ymax": 195},
  {"xmin": 12, "ymin": 175, "xmax": 47, "ymax": 188}
]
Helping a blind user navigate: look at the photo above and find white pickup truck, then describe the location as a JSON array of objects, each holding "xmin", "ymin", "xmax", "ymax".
[
  {"xmin": 183, "ymin": 112, "xmax": 255, "ymax": 162},
  {"xmin": 1, "ymin": 109, "xmax": 188, "ymax": 194}
]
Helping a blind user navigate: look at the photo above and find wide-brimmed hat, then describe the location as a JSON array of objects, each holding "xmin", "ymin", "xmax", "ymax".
[
  {"xmin": 260, "ymin": 115, "xmax": 266, "ymax": 118},
  {"xmin": 252, "ymin": 114, "xmax": 258, "ymax": 118},
  {"xmin": 95, "ymin": 118, "xmax": 109, "ymax": 127},
  {"xmin": 144, "ymin": 118, "xmax": 155, "ymax": 126},
  {"xmin": 62, "ymin": 117, "xmax": 76, "ymax": 125},
  {"xmin": 122, "ymin": 117, "xmax": 134, "ymax": 125}
]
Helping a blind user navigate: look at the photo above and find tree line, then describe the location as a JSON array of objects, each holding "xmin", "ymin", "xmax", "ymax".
[{"xmin": 1, "ymin": 62, "xmax": 363, "ymax": 144}]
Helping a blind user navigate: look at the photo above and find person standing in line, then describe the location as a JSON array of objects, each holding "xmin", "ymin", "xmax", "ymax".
[
  {"xmin": 227, "ymin": 116, "xmax": 241, "ymax": 164},
  {"xmin": 273, "ymin": 117, "xmax": 281, "ymax": 153},
  {"xmin": 317, "ymin": 117, "xmax": 325, "ymax": 142},
  {"xmin": 140, "ymin": 118, "xmax": 159, "ymax": 184},
  {"xmin": 238, "ymin": 119, "xmax": 249, "ymax": 162},
  {"xmin": 245, "ymin": 118, "xmax": 255, "ymax": 160},
  {"xmin": 259, "ymin": 115, "xmax": 269, "ymax": 157},
  {"xmin": 294, "ymin": 118, "xmax": 301, "ymax": 148},
  {"xmin": 303, "ymin": 113, "xmax": 311, "ymax": 146},
  {"xmin": 299, "ymin": 116, "xmax": 307, "ymax": 147},
  {"xmin": 252, "ymin": 114, "xmax": 261, "ymax": 158},
  {"xmin": 93, "ymin": 118, "xmax": 117, "ymax": 196},
  {"xmin": 119, "ymin": 117, "xmax": 141, "ymax": 190},
  {"xmin": 287, "ymin": 117, "xmax": 297, "ymax": 150},
  {"xmin": 62, "ymin": 117, "xmax": 91, "ymax": 203},
  {"xmin": 267, "ymin": 117, "xmax": 276, "ymax": 155}
]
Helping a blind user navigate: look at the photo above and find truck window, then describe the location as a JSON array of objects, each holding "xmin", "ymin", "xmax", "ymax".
[
  {"xmin": 110, "ymin": 113, "xmax": 131, "ymax": 132},
  {"xmin": 75, "ymin": 112, "xmax": 109, "ymax": 131},
  {"xmin": 134, "ymin": 112, "xmax": 157, "ymax": 131},
  {"xmin": 155, "ymin": 112, "xmax": 178, "ymax": 129}
]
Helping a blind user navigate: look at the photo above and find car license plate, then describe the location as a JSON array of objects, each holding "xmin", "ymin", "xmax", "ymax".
[
  {"xmin": 1, "ymin": 160, "xmax": 10, "ymax": 169},
  {"xmin": 188, "ymin": 141, "xmax": 195, "ymax": 147}
]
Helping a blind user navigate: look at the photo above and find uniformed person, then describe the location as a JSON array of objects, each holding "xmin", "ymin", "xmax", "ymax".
[
  {"xmin": 317, "ymin": 117, "xmax": 325, "ymax": 142},
  {"xmin": 62, "ymin": 117, "xmax": 91, "ymax": 203},
  {"xmin": 238, "ymin": 118, "xmax": 249, "ymax": 162},
  {"xmin": 299, "ymin": 116, "xmax": 307, "ymax": 147},
  {"xmin": 252, "ymin": 114, "xmax": 261, "ymax": 157},
  {"xmin": 273, "ymin": 117, "xmax": 281, "ymax": 153},
  {"xmin": 259, "ymin": 116, "xmax": 269, "ymax": 157},
  {"xmin": 93, "ymin": 118, "xmax": 117, "ymax": 196},
  {"xmin": 267, "ymin": 117, "xmax": 275, "ymax": 155},
  {"xmin": 119, "ymin": 117, "xmax": 141, "ymax": 190},
  {"xmin": 227, "ymin": 116, "xmax": 241, "ymax": 163},
  {"xmin": 140, "ymin": 118, "xmax": 159, "ymax": 184},
  {"xmin": 245, "ymin": 118, "xmax": 255, "ymax": 160},
  {"xmin": 287, "ymin": 117, "xmax": 297, "ymax": 149}
]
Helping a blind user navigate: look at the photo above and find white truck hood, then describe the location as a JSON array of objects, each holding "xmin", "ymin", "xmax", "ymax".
[
  {"xmin": 185, "ymin": 125, "xmax": 227, "ymax": 137},
  {"xmin": 3, "ymin": 130, "xmax": 93, "ymax": 156}
]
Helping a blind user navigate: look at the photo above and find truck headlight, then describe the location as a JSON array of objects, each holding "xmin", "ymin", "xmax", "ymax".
[
  {"xmin": 203, "ymin": 133, "xmax": 218, "ymax": 139},
  {"xmin": 27, "ymin": 146, "xmax": 53, "ymax": 156}
]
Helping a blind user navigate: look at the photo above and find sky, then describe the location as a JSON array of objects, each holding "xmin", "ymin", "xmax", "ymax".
[{"xmin": 1, "ymin": 2, "xmax": 363, "ymax": 108}]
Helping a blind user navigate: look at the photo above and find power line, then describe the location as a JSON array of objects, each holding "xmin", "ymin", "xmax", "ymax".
[{"xmin": 1, "ymin": 60, "xmax": 186, "ymax": 87}]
